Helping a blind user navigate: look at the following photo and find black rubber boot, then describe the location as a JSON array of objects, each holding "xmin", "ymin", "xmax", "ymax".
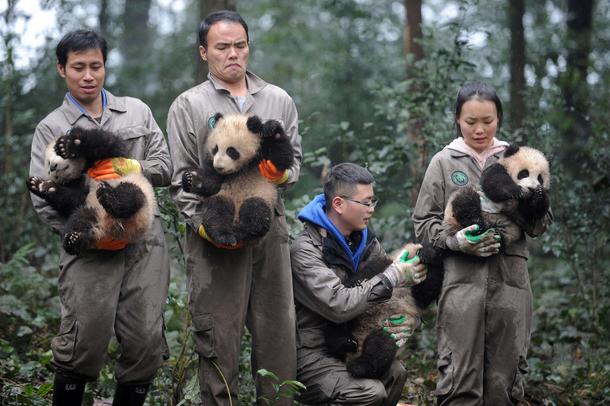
[
  {"xmin": 112, "ymin": 382, "xmax": 150, "ymax": 406},
  {"xmin": 52, "ymin": 373, "xmax": 86, "ymax": 406}
]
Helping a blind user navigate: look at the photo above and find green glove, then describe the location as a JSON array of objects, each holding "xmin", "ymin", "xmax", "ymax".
[
  {"xmin": 446, "ymin": 224, "xmax": 501, "ymax": 257},
  {"xmin": 382, "ymin": 251, "xmax": 427, "ymax": 287}
]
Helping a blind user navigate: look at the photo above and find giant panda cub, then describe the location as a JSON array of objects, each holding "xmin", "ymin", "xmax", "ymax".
[
  {"xmin": 325, "ymin": 243, "xmax": 427, "ymax": 379},
  {"xmin": 182, "ymin": 113, "xmax": 294, "ymax": 246},
  {"xmin": 445, "ymin": 144, "xmax": 551, "ymax": 246},
  {"xmin": 27, "ymin": 127, "xmax": 154, "ymax": 255}
]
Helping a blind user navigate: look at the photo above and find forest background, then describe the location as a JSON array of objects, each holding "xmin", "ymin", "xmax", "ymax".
[{"xmin": 1, "ymin": 0, "xmax": 609, "ymax": 404}]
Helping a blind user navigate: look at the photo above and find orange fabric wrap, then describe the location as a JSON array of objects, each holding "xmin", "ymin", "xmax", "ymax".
[
  {"xmin": 88, "ymin": 160, "xmax": 127, "ymax": 249},
  {"xmin": 87, "ymin": 159, "xmax": 121, "ymax": 180}
]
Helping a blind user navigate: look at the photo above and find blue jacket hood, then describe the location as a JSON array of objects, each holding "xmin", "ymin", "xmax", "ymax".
[{"xmin": 298, "ymin": 194, "xmax": 368, "ymax": 272}]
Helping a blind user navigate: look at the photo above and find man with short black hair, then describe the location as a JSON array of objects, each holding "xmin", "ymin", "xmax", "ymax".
[
  {"xmin": 167, "ymin": 10, "xmax": 302, "ymax": 405},
  {"xmin": 291, "ymin": 163, "xmax": 426, "ymax": 405},
  {"xmin": 28, "ymin": 29, "xmax": 171, "ymax": 406}
]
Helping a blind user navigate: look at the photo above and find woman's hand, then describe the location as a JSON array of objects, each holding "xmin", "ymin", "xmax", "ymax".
[{"xmin": 446, "ymin": 224, "xmax": 501, "ymax": 257}]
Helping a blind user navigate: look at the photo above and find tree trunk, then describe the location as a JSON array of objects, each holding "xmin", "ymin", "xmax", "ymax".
[
  {"xmin": 196, "ymin": 0, "xmax": 238, "ymax": 84},
  {"xmin": 120, "ymin": 0, "xmax": 152, "ymax": 94},
  {"xmin": 560, "ymin": 0, "xmax": 593, "ymax": 175},
  {"xmin": 1, "ymin": 0, "xmax": 17, "ymax": 260},
  {"xmin": 404, "ymin": 0, "xmax": 423, "ymax": 68},
  {"xmin": 99, "ymin": 0, "xmax": 110, "ymax": 40},
  {"xmin": 404, "ymin": 0, "xmax": 424, "ymax": 205},
  {"xmin": 2, "ymin": 0, "xmax": 16, "ymax": 177},
  {"xmin": 508, "ymin": 0, "xmax": 525, "ymax": 131}
]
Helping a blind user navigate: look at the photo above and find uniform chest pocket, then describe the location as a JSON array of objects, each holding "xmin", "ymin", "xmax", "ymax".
[
  {"xmin": 116, "ymin": 125, "xmax": 149, "ymax": 140},
  {"xmin": 115, "ymin": 126, "xmax": 149, "ymax": 158}
]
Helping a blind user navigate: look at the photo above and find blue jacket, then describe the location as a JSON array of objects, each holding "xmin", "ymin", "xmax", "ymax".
[{"xmin": 298, "ymin": 194, "xmax": 368, "ymax": 273}]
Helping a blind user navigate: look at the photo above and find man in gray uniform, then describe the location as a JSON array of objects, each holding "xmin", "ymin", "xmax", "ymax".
[
  {"xmin": 166, "ymin": 10, "xmax": 302, "ymax": 406},
  {"xmin": 28, "ymin": 30, "xmax": 171, "ymax": 406},
  {"xmin": 291, "ymin": 163, "xmax": 427, "ymax": 405}
]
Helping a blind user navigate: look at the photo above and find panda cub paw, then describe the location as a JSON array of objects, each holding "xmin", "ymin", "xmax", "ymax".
[
  {"xmin": 182, "ymin": 169, "xmax": 221, "ymax": 197},
  {"xmin": 55, "ymin": 132, "xmax": 83, "ymax": 159},
  {"xmin": 27, "ymin": 176, "xmax": 57, "ymax": 198},
  {"xmin": 261, "ymin": 119, "xmax": 285, "ymax": 140},
  {"xmin": 181, "ymin": 170, "xmax": 198, "ymax": 193},
  {"xmin": 63, "ymin": 231, "xmax": 87, "ymax": 255},
  {"xmin": 206, "ymin": 228, "xmax": 238, "ymax": 246}
]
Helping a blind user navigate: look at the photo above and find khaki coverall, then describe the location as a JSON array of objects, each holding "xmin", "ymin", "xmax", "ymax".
[
  {"xmin": 167, "ymin": 71, "xmax": 302, "ymax": 405},
  {"xmin": 291, "ymin": 223, "xmax": 407, "ymax": 406},
  {"xmin": 412, "ymin": 145, "xmax": 552, "ymax": 405},
  {"xmin": 29, "ymin": 91, "xmax": 171, "ymax": 383}
]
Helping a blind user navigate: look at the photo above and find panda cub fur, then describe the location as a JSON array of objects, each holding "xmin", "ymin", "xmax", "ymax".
[
  {"xmin": 182, "ymin": 113, "xmax": 294, "ymax": 246},
  {"xmin": 27, "ymin": 127, "xmax": 154, "ymax": 255},
  {"xmin": 445, "ymin": 144, "xmax": 551, "ymax": 246},
  {"xmin": 325, "ymin": 243, "xmax": 426, "ymax": 379}
]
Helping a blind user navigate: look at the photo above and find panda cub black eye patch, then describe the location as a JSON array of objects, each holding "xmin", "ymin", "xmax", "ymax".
[
  {"xmin": 518, "ymin": 169, "xmax": 529, "ymax": 179},
  {"xmin": 226, "ymin": 147, "xmax": 240, "ymax": 160},
  {"xmin": 212, "ymin": 145, "xmax": 219, "ymax": 155},
  {"xmin": 538, "ymin": 174, "xmax": 543, "ymax": 185}
]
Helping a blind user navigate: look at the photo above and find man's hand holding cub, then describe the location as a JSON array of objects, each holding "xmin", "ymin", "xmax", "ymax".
[{"xmin": 381, "ymin": 243, "xmax": 427, "ymax": 287}]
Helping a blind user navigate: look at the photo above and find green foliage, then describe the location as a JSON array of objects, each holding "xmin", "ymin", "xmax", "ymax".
[
  {"xmin": 241, "ymin": 0, "xmax": 406, "ymax": 176},
  {"xmin": 0, "ymin": 244, "xmax": 58, "ymax": 405},
  {"xmin": 526, "ymin": 257, "xmax": 610, "ymax": 404},
  {"xmin": 325, "ymin": 5, "xmax": 479, "ymax": 250},
  {"xmin": 256, "ymin": 368, "xmax": 306, "ymax": 406}
]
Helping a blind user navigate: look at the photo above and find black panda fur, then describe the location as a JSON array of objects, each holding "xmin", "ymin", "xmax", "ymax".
[
  {"xmin": 324, "ymin": 242, "xmax": 430, "ymax": 379},
  {"xmin": 27, "ymin": 127, "xmax": 154, "ymax": 255},
  {"xmin": 182, "ymin": 113, "xmax": 294, "ymax": 246},
  {"xmin": 411, "ymin": 144, "xmax": 551, "ymax": 309}
]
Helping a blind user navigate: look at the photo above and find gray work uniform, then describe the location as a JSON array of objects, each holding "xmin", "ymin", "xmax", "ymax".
[
  {"xmin": 412, "ymin": 146, "xmax": 552, "ymax": 405},
  {"xmin": 166, "ymin": 71, "xmax": 302, "ymax": 405},
  {"xmin": 29, "ymin": 91, "xmax": 171, "ymax": 383},
  {"xmin": 291, "ymin": 223, "xmax": 407, "ymax": 406}
]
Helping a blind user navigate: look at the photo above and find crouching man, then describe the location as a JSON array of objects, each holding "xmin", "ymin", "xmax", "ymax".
[{"xmin": 291, "ymin": 163, "xmax": 427, "ymax": 405}]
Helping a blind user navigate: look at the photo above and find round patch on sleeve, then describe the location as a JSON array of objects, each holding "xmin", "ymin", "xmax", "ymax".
[{"xmin": 451, "ymin": 170, "xmax": 469, "ymax": 186}]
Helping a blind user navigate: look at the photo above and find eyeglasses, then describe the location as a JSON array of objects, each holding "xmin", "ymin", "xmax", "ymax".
[{"xmin": 340, "ymin": 196, "xmax": 379, "ymax": 209}]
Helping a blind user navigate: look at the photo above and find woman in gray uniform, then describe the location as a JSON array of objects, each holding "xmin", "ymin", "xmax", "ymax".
[{"xmin": 413, "ymin": 82, "xmax": 552, "ymax": 405}]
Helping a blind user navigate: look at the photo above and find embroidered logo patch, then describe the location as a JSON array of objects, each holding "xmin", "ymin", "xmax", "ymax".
[
  {"xmin": 451, "ymin": 170, "xmax": 469, "ymax": 186},
  {"xmin": 207, "ymin": 115, "xmax": 217, "ymax": 129}
]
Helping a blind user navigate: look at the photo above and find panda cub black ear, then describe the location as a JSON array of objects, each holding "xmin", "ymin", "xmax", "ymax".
[
  {"xmin": 503, "ymin": 144, "xmax": 520, "ymax": 158},
  {"xmin": 246, "ymin": 115, "xmax": 264, "ymax": 135},
  {"xmin": 212, "ymin": 112, "xmax": 224, "ymax": 128}
]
